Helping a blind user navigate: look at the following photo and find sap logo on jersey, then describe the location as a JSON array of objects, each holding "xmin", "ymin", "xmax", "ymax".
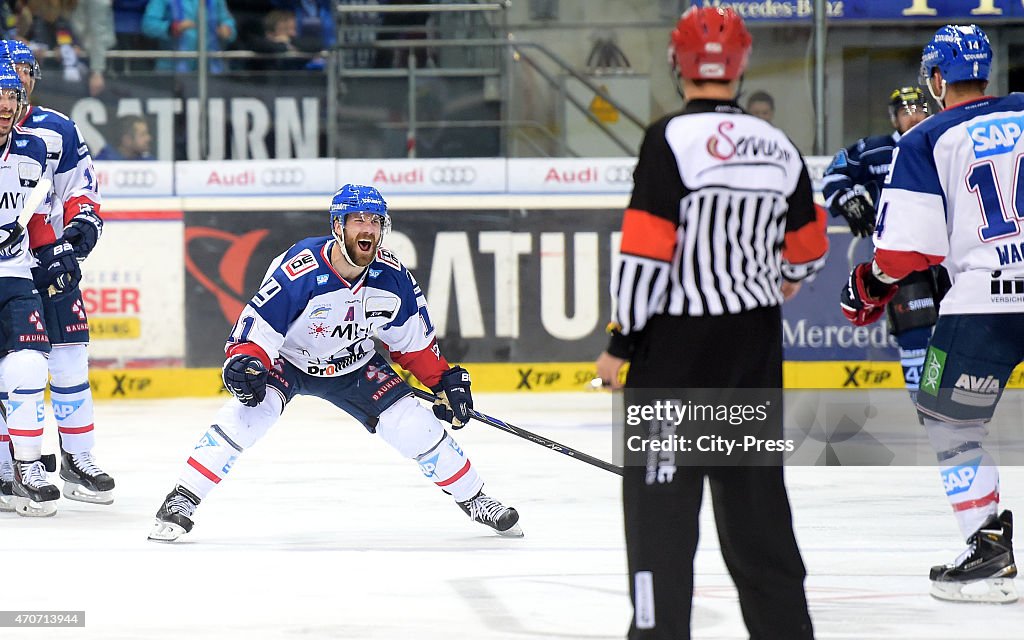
[
  {"xmin": 969, "ymin": 116, "xmax": 1024, "ymax": 158},
  {"xmin": 283, "ymin": 249, "xmax": 317, "ymax": 280},
  {"xmin": 942, "ymin": 457, "xmax": 981, "ymax": 496},
  {"xmin": 52, "ymin": 399, "xmax": 83, "ymax": 420}
]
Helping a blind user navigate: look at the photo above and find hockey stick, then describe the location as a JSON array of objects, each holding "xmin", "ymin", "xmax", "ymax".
[
  {"xmin": 409, "ymin": 387, "xmax": 624, "ymax": 476},
  {"xmin": 19, "ymin": 177, "xmax": 51, "ymax": 227}
]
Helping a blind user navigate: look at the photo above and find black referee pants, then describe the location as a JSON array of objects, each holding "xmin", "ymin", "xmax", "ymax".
[{"xmin": 623, "ymin": 306, "xmax": 813, "ymax": 640}]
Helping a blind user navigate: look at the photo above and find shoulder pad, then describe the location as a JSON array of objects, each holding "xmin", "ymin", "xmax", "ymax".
[{"xmin": 376, "ymin": 247, "xmax": 402, "ymax": 271}]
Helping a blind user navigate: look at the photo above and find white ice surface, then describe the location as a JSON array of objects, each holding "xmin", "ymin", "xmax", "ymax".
[{"xmin": 4, "ymin": 392, "xmax": 1024, "ymax": 639}]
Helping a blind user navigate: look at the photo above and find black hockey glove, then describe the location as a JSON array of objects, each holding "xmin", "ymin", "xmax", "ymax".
[
  {"xmin": 62, "ymin": 205, "xmax": 103, "ymax": 259},
  {"xmin": 33, "ymin": 240, "xmax": 81, "ymax": 298},
  {"xmin": 222, "ymin": 354, "xmax": 268, "ymax": 407},
  {"xmin": 834, "ymin": 187, "xmax": 876, "ymax": 238},
  {"xmin": 430, "ymin": 366, "xmax": 473, "ymax": 429}
]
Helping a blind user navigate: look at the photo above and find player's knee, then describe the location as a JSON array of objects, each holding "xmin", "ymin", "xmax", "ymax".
[
  {"xmin": 923, "ymin": 417, "xmax": 989, "ymax": 457},
  {"xmin": 377, "ymin": 395, "xmax": 444, "ymax": 459},
  {"xmin": 0, "ymin": 350, "xmax": 49, "ymax": 392},
  {"xmin": 213, "ymin": 390, "xmax": 284, "ymax": 449},
  {"xmin": 47, "ymin": 344, "xmax": 89, "ymax": 386}
]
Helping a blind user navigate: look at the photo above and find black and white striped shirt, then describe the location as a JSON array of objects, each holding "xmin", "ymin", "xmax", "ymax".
[{"xmin": 609, "ymin": 99, "xmax": 828, "ymax": 356}]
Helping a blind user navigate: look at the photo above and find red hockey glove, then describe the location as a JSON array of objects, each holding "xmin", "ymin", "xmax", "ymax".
[{"xmin": 840, "ymin": 262, "xmax": 898, "ymax": 326}]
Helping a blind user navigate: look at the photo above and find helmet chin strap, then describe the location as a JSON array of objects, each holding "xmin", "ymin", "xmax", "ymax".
[
  {"xmin": 926, "ymin": 75, "xmax": 947, "ymax": 108},
  {"xmin": 333, "ymin": 225, "xmax": 380, "ymax": 269}
]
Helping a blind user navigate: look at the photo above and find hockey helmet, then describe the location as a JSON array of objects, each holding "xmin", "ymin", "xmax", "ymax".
[
  {"xmin": 0, "ymin": 62, "xmax": 27, "ymax": 106},
  {"xmin": 669, "ymin": 7, "xmax": 752, "ymax": 81},
  {"xmin": 1, "ymin": 40, "xmax": 40, "ymax": 81},
  {"xmin": 919, "ymin": 24, "xmax": 991, "ymax": 86},
  {"xmin": 329, "ymin": 184, "xmax": 391, "ymax": 267},
  {"xmin": 888, "ymin": 86, "xmax": 929, "ymax": 120}
]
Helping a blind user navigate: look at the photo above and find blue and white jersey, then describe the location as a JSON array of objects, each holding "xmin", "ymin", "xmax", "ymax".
[
  {"xmin": 18, "ymin": 105, "xmax": 101, "ymax": 245},
  {"xmin": 0, "ymin": 126, "xmax": 52, "ymax": 279},
  {"xmin": 821, "ymin": 132, "xmax": 900, "ymax": 214},
  {"xmin": 228, "ymin": 236, "xmax": 448, "ymax": 384},
  {"xmin": 875, "ymin": 93, "xmax": 1024, "ymax": 315}
]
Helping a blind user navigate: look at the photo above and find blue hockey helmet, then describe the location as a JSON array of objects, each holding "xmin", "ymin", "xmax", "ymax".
[
  {"xmin": 329, "ymin": 184, "xmax": 391, "ymax": 266},
  {"xmin": 0, "ymin": 62, "xmax": 27, "ymax": 106},
  {"xmin": 1, "ymin": 40, "xmax": 40, "ymax": 81},
  {"xmin": 919, "ymin": 25, "xmax": 991, "ymax": 86}
]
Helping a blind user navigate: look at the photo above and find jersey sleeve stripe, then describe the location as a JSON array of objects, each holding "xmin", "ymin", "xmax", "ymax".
[{"xmin": 620, "ymin": 208, "xmax": 677, "ymax": 262}]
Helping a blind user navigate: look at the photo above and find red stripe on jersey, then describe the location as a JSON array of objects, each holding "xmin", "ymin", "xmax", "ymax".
[
  {"xmin": 58, "ymin": 424, "xmax": 95, "ymax": 435},
  {"xmin": 620, "ymin": 208, "xmax": 677, "ymax": 262},
  {"xmin": 63, "ymin": 196, "xmax": 100, "ymax": 226},
  {"xmin": 390, "ymin": 341, "xmax": 449, "ymax": 388},
  {"xmin": 321, "ymin": 241, "xmax": 352, "ymax": 287},
  {"xmin": 874, "ymin": 248, "xmax": 945, "ymax": 281},
  {"xmin": 101, "ymin": 211, "xmax": 184, "ymax": 221},
  {"xmin": 225, "ymin": 342, "xmax": 272, "ymax": 369},
  {"xmin": 783, "ymin": 204, "xmax": 829, "ymax": 265},
  {"xmin": 0, "ymin": 434, "xmax": 10, "ymax": 442},
  {"xmin": 27, "ymin": 211, "xmax": 57, "ymax": 249},
  {"xmin": 952, "ymin": 489, "xmax": 999, "ymax": 512},
  {"xmin": 8, "ymin": 428, "xmax": 44, "ymax": 437},
  {"xmin": 436, "ymin": 460, "xmax": 471, "ymax": 487},
  {"xmin": 187, "ymin": 457, "xmax": 222, "ymax": 484}
]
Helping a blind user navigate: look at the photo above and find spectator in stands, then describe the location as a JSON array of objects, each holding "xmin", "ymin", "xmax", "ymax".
[
  {"xmin": 96, "ymin": 114, "xmax": 153, "ymax": 160},
  {"xmin": 141, "ymin": 0, "xmax": 236, "ymax": 73},
  {"xmin": 250, "ymin": 10, "xmax": 304, "ymax": 72},
  {"xmin": 746, "ymin": 90, "xmax": 775, "ymax": 123},
  {"xmin": 272, "ymin": 0, "xmax": 334, "ymax": 54},
  {"xmin": 112, "ymin": 0, "xmax": 156, "ymax": 71},
  {"xmin": 71, "ymin": 0, "xmax": 115, "ymax": 96},
  {"xmin": 24, "ymin": 0, "xmax": 85, "ymax": 83}
]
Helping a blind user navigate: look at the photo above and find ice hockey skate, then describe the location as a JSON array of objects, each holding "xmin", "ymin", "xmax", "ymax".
[
  {"xmin": 458, "ymin": 490, "xmax": 523, "ymax": 537},
  {"xmin": 0, "ymin": 460, "xmax": 15, "ymax": 512},
  {"xmin": 12, "ymin": 458, "xmax": 59, "ymax": 517},
  {"xmin": 60, "ymin": 450, "xmax": 115, "ymax": 504},
  {"xmin": 930, "ymin": 510, "xmax": 1017, "ymax": 604},
  {"xmin": 148, "ymin": 485, "xmax": 201, "ymax": 542}
]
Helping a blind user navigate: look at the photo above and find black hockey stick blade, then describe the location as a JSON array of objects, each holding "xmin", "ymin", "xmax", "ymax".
[{"xmin": 410, "ymin": 387, "xmax": 623, "ymax": 476}]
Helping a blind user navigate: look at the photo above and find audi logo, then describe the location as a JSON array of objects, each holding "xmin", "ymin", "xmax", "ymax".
[
  {"xmin": 261, "ymin": 168, "xmax": 305, "ymax": 187},
  {"xmin": 429, "ymin": 166, "xmax": 477, "ymax": 185},
  {"xmin": 112, "ymin": 169, "xmax": 158, "ymax": 188},
  {"xmin": 604, "ymin": 166, "xmax": 634, "ymax": 185}
]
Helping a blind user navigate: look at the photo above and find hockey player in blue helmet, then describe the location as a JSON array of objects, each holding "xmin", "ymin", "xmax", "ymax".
[
  {"xmin": 149, "ymin": 184, "xmax": 523, "ymax": 541},
  {"xmin": 843, "ymin": 23, "xmax": 1023, "ymax": 603}
]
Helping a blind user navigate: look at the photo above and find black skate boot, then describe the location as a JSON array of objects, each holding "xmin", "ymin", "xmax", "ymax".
[
  {"xmin": 0, "ymin": 460, "xmax": 14, "ymax": 513},
  {"xmin": 148, "ymin": 485, "xmax": 201, "ymax": 542},
  {"xmin": 12, "ymin": 458, "xmax": 59, "ymax": 517},
  {"xmin": 458, "ymin": 489, "xmax": 523, "ymax": 537},
  {"xmin": 60, "ymin": 450, "xmax": 115, "ymax": 505},
  {"xmin": 930, "ymin": 510, "xmax": 1017, "ymax": 603}
]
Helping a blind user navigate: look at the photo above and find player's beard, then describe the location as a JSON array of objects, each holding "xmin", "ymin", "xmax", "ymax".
[{"xmin": 344, "ymin": 231, "xmax": 379, "ymax": 267}]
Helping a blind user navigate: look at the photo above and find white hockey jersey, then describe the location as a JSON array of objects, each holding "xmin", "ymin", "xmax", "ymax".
[
  {"xmin": 227, "ymin": 236, "xmax": 450, "ymax": 387},
  {"xmin": 19, "ymin": 105, "xmax": 101, "ymax": 248},
  {"xmin": 0, "ymin": 126, "xmax": 53, "ymax": 280},
  {"xmin": 875, "ymin": 93, "xmax": 1024, "ymax": 315}
]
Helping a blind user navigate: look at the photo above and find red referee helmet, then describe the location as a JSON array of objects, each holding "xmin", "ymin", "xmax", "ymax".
[{"xmin": 669, "ymin": 6, "xmax": 752, "ymax": 81}]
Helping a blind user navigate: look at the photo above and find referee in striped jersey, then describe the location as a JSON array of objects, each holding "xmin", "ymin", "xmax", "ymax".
[{"xmin": 595, "ymin": 7, "xmax": 827, "ymax": 639}]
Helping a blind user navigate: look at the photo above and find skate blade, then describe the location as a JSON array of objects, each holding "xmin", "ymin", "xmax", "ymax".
[
  {"xmin": 147, "ymin": 520, "xmax": 187, "ymax": 542},
  {"xmin": 62, "ymin": 482, "xmax": 114, "ymax": 505},
  {"xmin": 13, "ymin": 496, "xmax": 57, "ymax": 517},
  {"xmin": 496, "ymin": 522, "xmax": 524, "ymax": 538},
  {"xmin": 0, "ymin": 494, "xmax": 16, "ymax": 513},
  {"xmin": 930, "ymin": 577, "xmax": 1018, "ymax": 604}
]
